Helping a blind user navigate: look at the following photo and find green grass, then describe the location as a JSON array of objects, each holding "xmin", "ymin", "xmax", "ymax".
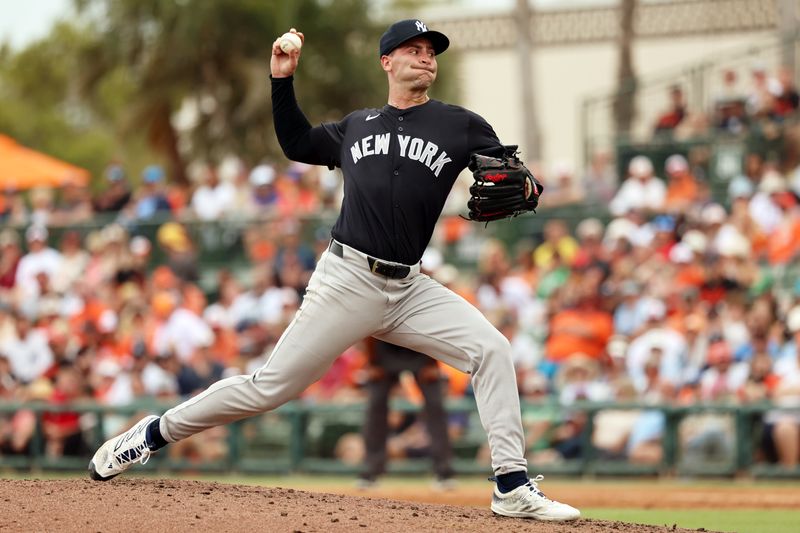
[{"xmin": 582, "ymin": 508, "xmax": 800, "ymax": 533}]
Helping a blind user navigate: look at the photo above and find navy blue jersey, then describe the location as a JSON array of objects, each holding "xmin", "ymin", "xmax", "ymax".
[{"xmin": 272, "ymin": 77, "xmax": 503, "ymax": 264}]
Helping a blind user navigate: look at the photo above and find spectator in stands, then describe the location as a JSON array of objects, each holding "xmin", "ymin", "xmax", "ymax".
[
  {"xmin": 0, "ymin": 303, "xmax": 14, "ymax": 354},
  {"xmin": 739, "ymin": 350, "xmax": 778, "ymax": 402},
  {"xmin": 42, "ymin": 364, "xmax": 87, "ymax": 457},
  {"xmin": 475, "ymin": 241, "xmax": 509, "ymax": 312},
  {"xmin": 156, "ymin": 222, "xmax": 199, "ymax": 282},
  {"xmin": 133, "ymin": 165, "xmax": 172, "ymax": 220},
  {"xmin": 0, "ymin": 188, "xmax": 26, "ymax": 225},
  {"xmin": 556, "ymin": 354, "xmax": 611, "ymax": 406},
  {"xmin": 609, "ymin": 156, "xmax": 666, "ymax": 216},
  {"xmin": 203, "ymin": 275, "xmax": 245, "ymax": 330},
  {"xmin": 626, "ymin": 300, "xmax": 687, "ymax": 392},
  {"xmin": 748, "ymin": 167, "xmax": 785, "ymax": 234},
  {"xmin": 203, "ymin": 306, "xmax": 239, "ymax": 367},
  {"xmin": 699, "ymin": 340, "xmax": 750, "ymax": 402},
  {"xmin": 572, "ymin": 218, "xmax": 610, "ymax": 274},
  {"xmin": 765, "ymin": 188, "xmax": 800, "ymax": 266},
  {"xmin": 28, "ymin": 187, "xmax": 54, "ymax": 228},
  {"xmin": 591, "ymin": 378, "xmax": 643, "ymax": 460},
  {"xmin": 649, "ymin": 214, "xmax": 678, "ymax": 261},
  {"xmin": 746, "ymin": 63, "xmax": 773, "ymax": 115},
  {"xmin": 303, "ymin": 341, "xmax": 367, "ymax": 403},
  {"xmin": 728, "ymin": 178, "xmax": 767, "ymax": 252},
  {"xmin": 50, "ymin": 231, "xmax": 89, "ymax": 295},
  {"xmin": 0, "ymin": 229, "xmax": 22, "ymax": 295},
  {"xmin": 533, "ymin": 219, "xmax": 578, "ymax": 270},
  {"xmin": 540, "ymin": 356, "xmax": 610, "ymax": 463},
  {"xmin": 51, "ymin": 182, "xmax": 93, "ymax": 226},
  {"xmin": 113, "ymin": 235, "xmax": 151, "ymax": 289},
  {"xmin": 779, "ymin": 305, "xmax": 800, "ymax": 366},
  {"xmin": 152, "ymin": 291, "xmax": 213, "ymax": 365},
  {"xmin": 81, "ymin": 230, "xmax": 112, "ymax": 289},
  {"xmin": 274, "ymin": 220, "xmax": 316, "ymax": 276},
  {"xmin": 487, "ymin": 307, "xmax": 539, "ymax": 374},
  {"xmin": 176, "ymin": 344, "xmax": 226, "ymax": 398},
  {"xmin": 773, "ymin": 65, "xmax": 800, "ymax": 118},
  {"xmin": 503, "ymin": 240, "xmax": 535, "ymax": 293},
  {"xmin": 140, "ymin": 351, "xmax": 180, "ymax": 400},
  {"xmin": 545, "ymin": 282, "xmax": 613, "ymax": 365},
  {"xmin": 0, "ymin": 308, "xmax": 54, "ymax": 384},
  {"xmin": 663, "ymin": 154, "xmax": 700, "ymax": 212},
  {"xmin": 14, "ymin": 226, "xmax": 62, "ymax": 301},
  {"xmin": 515, "ymin": 370, "xmax": 558, "ymax": 457},
  {"xmin": 713, "ymin": 68, "xmax": 748, "ymax": 134},
  {"xmin": 94, "ymin": 164, "xmax": 132, "ymax": 213},
  {"xmin": 247, "ymin": 164, "xmax": 280, "ymax": 216},
  {"xmin": 628, "ymin": 353, "xmax": 670, "ymax": 462},
  {"xmin": 545, "ymin": 160, "xmax": 583, "ymax": 207},
  {"xmin": 613, "ymin": 281, "xmax": 649, "ymax": 338},
  {"xmin": 275, "ymin": 163, "xmax": 322, "ymax": 218},
  {"xmin": 746, "ymin": 63, "xmax": 781, "ymax": 118},
  {"xmin": 672, "ymin": 230, "xmax": 706, "ymax": 288},
  {"xmin": 0, "ymin": 349, "xmax": 36, "ymax": 456},
  {"xmin": 765, "ymin": 325, "xmax": 800, "ymax": 467},
  {"xmin": 581, "ymin": 150, "xmax": 617, "ymax": 204},
  {"xmin": 190, "ymin": 164, "xmax": 237, "ymax": 221},
  {"xmin": 653, "ymin": 85, "xmax": 687, "ymax": 137}
]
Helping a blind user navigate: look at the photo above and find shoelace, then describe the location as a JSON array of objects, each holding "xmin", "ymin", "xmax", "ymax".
[
  {"xmin": 113, "ymin": 439, "xmax": 152, "ymax": 467},
  {"xmin": 526, "ymin": 475, "xmax": 549, "ymax": 499}
]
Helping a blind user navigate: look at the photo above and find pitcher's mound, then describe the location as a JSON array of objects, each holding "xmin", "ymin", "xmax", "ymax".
[{"xmin": 0, "ymin": 479, "xmax": 705, "ymax": 532}]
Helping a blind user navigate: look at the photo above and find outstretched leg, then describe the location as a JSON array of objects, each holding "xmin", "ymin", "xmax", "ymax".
[{"xmin": 89, "ymin": 249, "xmax": 385, "ymax": 480}]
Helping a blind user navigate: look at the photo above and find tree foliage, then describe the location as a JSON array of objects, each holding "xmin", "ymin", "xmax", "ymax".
[
  {"xmin": 0, "ymin": 23, "xmax": 118, "ymax": 186},
  {"xmin": 73, "ymin": 0, "xmax": 392, "ymax": 183},
  {"xmin": 0, "ymin": 0, "xmax": 457, "ymax": 185}
]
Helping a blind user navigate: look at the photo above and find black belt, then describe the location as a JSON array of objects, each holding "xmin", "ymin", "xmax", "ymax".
[{"xmin": 328, "ymin": 240, "xmax": 411, "ymax": 279}]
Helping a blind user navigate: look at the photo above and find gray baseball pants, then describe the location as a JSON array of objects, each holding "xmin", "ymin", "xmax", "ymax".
[{"xmin": 159, "ymin": 240, "xmax": 528, "ymax": 475}]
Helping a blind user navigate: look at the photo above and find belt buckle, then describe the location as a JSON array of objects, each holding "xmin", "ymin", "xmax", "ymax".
[{"xmin": 371, "ymin": 259, "xmax": 380, "ymax": 274}]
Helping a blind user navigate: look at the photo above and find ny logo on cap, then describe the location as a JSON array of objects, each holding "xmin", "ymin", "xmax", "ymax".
[{"xmin": 415, "ymin": 20, "xmax": 428, "ymax": 32}]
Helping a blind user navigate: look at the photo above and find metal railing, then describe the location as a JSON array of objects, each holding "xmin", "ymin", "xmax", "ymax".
[{"xmin": 1, "ymin": 399, "xmax": 797, "ymax": 478}]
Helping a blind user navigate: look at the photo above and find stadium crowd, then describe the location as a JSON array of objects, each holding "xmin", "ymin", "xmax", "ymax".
[{"xmin": 1, "ymin": 64, "xmax": 800, "ymax": 471}]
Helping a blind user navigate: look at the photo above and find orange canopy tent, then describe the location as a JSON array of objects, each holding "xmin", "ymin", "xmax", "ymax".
[{"xmin": 0, "ymin": 135, "xmax": 90, "ymax": 190}]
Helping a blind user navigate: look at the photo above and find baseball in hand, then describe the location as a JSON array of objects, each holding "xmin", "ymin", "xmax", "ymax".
[{"xmin": 279, "ymin": 32, "xmax": 302, "ymax": 54}]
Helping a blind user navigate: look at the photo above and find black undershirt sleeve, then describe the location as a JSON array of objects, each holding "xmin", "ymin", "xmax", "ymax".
[{"xmin": 271, "ymin": 76, "xmax": 341, "ymax": 168}]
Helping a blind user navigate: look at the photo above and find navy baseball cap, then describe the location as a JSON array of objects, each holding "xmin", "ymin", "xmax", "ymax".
[{"xmin": 379, "ymin": 19, "xmax": 449, "ymax": 57}]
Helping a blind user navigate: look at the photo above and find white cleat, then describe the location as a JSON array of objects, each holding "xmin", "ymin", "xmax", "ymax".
[
  {"xmin": 490, "ymin": 475, "xmax": 580, "ymax": 521},
  {"xmin": 88, "ymin": 415, "xmax": 159, "ymax": 481}
]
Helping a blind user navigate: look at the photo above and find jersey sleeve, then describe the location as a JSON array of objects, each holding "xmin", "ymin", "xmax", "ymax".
[
  {"xmin": 271, "ymin": 76, "xmax": 344, "ymax": 168},
  {"xmin": 466, "ymin": 110, "xmax": 506, "ymax": 158}
]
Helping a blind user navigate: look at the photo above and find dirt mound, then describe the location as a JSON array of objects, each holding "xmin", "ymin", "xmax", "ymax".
[
  {"xmin": 343, "ymin": 481, "xmax": 800, "ymax": 510},
  {"xmin": 0, "ymin": 478, "xmax": 708, "ymax": 532}
]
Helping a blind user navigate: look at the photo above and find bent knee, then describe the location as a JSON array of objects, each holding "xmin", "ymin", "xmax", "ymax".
[
  {"xmin": 470, "ymin": 327, "xmax": 512, "ymax": 366},
  {"xmin": 485, "ymin": 328, "xmax": 511, "ymax": 355}
]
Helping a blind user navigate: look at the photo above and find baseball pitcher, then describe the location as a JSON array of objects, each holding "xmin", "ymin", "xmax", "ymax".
[{"xmin": 88, "ymin": 19, "xmax": 578, "ymax": 522}]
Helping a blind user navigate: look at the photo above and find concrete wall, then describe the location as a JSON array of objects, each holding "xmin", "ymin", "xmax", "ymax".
[{"xmin": 452, "ymin": 31, "xmax": 776, "ymax": 181}]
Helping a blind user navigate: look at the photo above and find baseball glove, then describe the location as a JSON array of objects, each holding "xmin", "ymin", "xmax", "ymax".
[{"xmin": 465, "ymin": 148, "xmax": 543, "ymax": 223}]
